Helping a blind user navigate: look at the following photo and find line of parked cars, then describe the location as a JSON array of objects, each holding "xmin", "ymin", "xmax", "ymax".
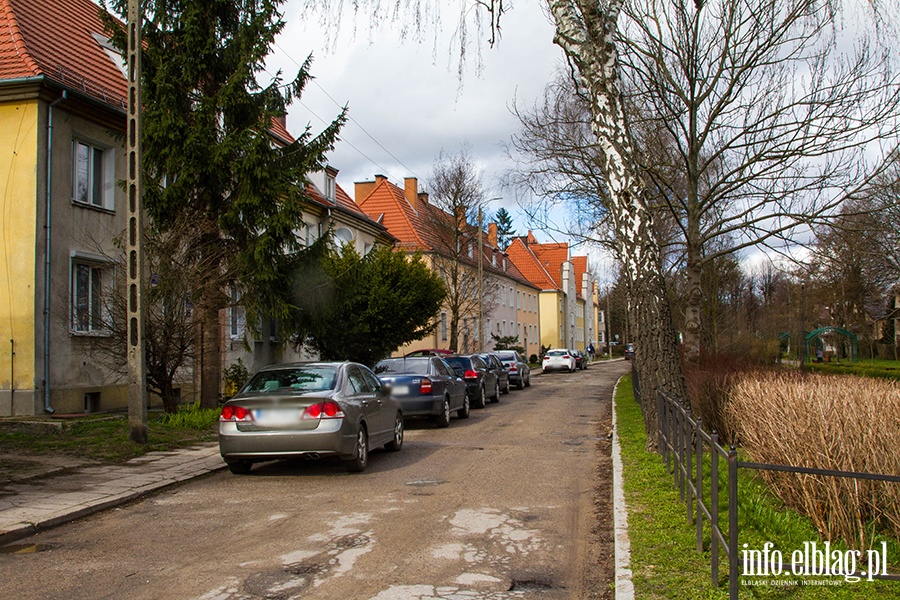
[{"xmin": 218, "ymin": 349, "xmax": 534, "ymax": 474}]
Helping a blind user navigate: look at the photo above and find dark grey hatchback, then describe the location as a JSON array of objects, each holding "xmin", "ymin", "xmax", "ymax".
[{"xmin": 443, "ymin": 354, "xmax": 501, "ymax": 409}]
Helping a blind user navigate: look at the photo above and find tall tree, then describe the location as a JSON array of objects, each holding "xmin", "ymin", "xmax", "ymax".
[
  {"xmin": 513, "ymin": 1, "xmax": 900, "ymax": 365},
  {"xmin": 427, "ymin": 147, "xmax": 498, "ymax": 353},
  {"xmin": 493, "ymin": 207, "xmax": 516, "ymax": 250},
  {"xmin": 102, "ymin": 0, "xmax": 345, "ymax": 407}
]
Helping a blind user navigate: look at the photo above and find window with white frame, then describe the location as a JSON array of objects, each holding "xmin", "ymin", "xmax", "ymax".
[
  {"xmin": 325, "ymin": 173, "xmax": 336, "ymax": 201},
  {"xmin": 71, "ymin": 259, "xmax": 109, "ymax": 333},
  {"xmin": 72, "ymin": 139, "xmax": 112, "ymax": 209},
  {"xmin": 229, "ymin": 286, "xmax": 244, "ymax": 339}
]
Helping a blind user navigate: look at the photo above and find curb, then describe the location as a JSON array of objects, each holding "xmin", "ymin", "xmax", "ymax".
[{"xmin": 611, "ymin": 377, "xmax": 635, "ymax": 599}]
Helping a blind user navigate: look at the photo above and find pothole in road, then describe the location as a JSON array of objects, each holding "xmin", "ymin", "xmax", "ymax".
[
  {"xmin": 508, "ymin": 577, "xmax": 557, "ymax": 591},
  {"xmin": 0, "ymin": 543, "xmax": 55, "ymax": 554}
]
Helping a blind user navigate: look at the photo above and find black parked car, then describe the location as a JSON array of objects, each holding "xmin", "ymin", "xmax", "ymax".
[
  {"xmin": 495, "ymin": 350, "xmax": 531, "ymax": 389},
  {"xmin": 624, "ymin": 343, "xmax": 635, "ymax": 360},
  {"xmin": 478, "ymin": 353, "xmax": 510, "ymax": 396},
  {"xmin": 444, "ymin": 354, "xmax": 501, "ymax": 408},
  {"xmin": 373, "ymin": 357, "xmax": 469, "ymax": 427},
  {"xmin": 572, "ymin": 350, "xmax": 587, "ymax": 370}
]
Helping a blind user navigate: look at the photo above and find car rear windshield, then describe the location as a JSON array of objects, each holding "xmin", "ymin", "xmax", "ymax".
[
  {"xmin": 243, "ymin": 366, "xmax": 337, "ymax": 393},
  {"xmin": 374, "ymin": 358, "xmax": 429, "ymax": 375},
  {"xmin": 496, "ymin": 351, "xmax": 517, "ymax": 360},
  {"xmin": 444, "ymin": 357, "xmax": 471, "ymax": 370},
  {"xmin": 548, "ymin": 350, "xmax": 567, "ymax": 356}
]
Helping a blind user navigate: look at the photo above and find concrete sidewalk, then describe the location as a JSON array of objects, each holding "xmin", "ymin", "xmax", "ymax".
[{"xmin": 0, "ymin": 443, "xmax": 226, "ymax": 546}]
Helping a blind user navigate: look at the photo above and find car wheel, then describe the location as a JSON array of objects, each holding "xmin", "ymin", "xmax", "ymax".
[
  {"xmin": 502, "ymin": 378, "xmax": 510, "ymax": 394},
  {"xmin": 473, "ymin": 385, "xmax": 486, "ymax": 409},
  {"xmin": 385, "ymin": 413, "xmax": 404, "ymax": 451},
  {"xmin": 435, "ymin": 397, "xmax": 451, "ymax": 428},
  {"xmin": 226, "ymin": 460, "xmax": 252, "ymax": 475},
  {"xmin": 457, "ymin": 394, "xmax": 470, "ymax": 419},
  {"xmin": 490, "ymin": 381, "xmax": 500, "ymax": 403},
  {"xmin": 343, "ymin": 426, "xmax": 369, "ymax": 472},
  {"xmin": 524, "ymin": 374, "xmax": 531, "ymax": 387},
  {"xmin": 516, "ymin": 376, "xmax": 524, "ymax": 390}
]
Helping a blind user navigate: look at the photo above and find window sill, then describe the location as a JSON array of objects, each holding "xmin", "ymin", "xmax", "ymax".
[
  {"xmin": 70, "ymin": 330, "xmax": 112, "ymax": 338},
  {"xmin": 71, "ymin": 199, "xmax": 115, "ymax": 215}
]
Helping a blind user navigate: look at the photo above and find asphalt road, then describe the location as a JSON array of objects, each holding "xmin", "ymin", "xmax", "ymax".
[{"xmin": 0, "ymin": 360, "xmax": 629, "ymax": 600}]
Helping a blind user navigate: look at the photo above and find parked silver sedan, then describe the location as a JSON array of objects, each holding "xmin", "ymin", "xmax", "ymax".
[{"xmin": 218, "ymin": 362, "xmax": 403, "ymax": 474}]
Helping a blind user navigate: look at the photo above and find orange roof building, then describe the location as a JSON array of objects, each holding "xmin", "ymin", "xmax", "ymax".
[
  {"xmin": 506, "ymin": 232, "xmax": 600, "ymax": 351},
  {"xmin": 355, "ymin": 176, "xmax": 541, "ymax": 357}
]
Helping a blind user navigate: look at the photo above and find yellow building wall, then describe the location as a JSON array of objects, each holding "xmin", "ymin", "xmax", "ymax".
[
  {"xmin": 0, "ymin": 100, "xmax": 38, "ymax": 395},
  {"xmin": 539, "ymin": 291, "xmax": 563, "ymax": 349}
]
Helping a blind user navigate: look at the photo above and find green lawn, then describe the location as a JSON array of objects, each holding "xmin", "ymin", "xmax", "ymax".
[
  {"xmin": 0, "ymin": 405, "xmax": 219, "ymax": 462},
  {"xmin": 615, "ymin": 374, "xmax": 900, "ymax": 598},
  {"xmin": 805, "ymin": 358, "xmax": 900, "ymax": 380}
]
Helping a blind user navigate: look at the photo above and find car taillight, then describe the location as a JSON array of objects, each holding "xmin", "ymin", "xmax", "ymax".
[
  {"xmin": 463, "ymin": 369, "xmax": 479, "ymax": 379},
  {"xmin": 302, "ymin": 401, "xmax": 345, "ymax": 420},
  {"xmin": 220, "ymin": 405, "xmax": 253, "ymax": 422},
  {"xmin": 420, "ymin": 378, "xmax": 433, "ymax": 394},
  {"xmin": 508, "ymin": 364, "xmax": 518, "ymax": 372},
  {"xmin": 563, "ymin": 355, "xmax": 571, "ymax": 359}
]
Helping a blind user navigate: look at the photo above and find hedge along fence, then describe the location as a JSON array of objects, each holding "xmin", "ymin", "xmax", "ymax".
[{"xmin": 727, "ymin": 372, "xmax": 900, "ymax": 551}]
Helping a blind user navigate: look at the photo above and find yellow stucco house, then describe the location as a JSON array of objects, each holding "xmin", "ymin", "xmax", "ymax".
[{"xmin": 0, "ymin": 0, "xmax": 138, "ymax": 415}]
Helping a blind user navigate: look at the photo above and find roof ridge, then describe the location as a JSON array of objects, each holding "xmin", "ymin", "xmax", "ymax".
[{"xmin": 2, "ymin": 0, "xmax": 41, "ymax": 77}]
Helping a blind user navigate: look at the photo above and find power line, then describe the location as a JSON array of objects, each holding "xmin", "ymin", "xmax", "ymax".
[{"xmin": 272, "ymin": 40, "xmax": 422, "ymax": 183}]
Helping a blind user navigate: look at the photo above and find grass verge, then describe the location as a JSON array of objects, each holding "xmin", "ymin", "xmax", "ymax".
[
  {"xmin": 615, "ymin": 373, "xmax": 900, "ymax": 598},
  {"xmin": 0, "ymin": 404, "xmax": 219, "ymax": 462}
]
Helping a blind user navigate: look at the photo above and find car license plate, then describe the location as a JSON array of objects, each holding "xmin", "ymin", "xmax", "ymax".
[
  {"xmin": 253, "ymin": 409, "xmax": 301, "ymax": 426},
  {"xmin": 392, "ymin": 385, "xmax": 409, "ymax": 396}
]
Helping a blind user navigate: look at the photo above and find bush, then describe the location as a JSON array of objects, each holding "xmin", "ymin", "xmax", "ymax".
[{"xmin": 727, "ymin": 371, "xmax": 900, "ymax": 551}]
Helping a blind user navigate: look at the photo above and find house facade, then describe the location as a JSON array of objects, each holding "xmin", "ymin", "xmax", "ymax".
[
  {"xmin": 507, "ymin": 231, "xmax": 600, "ymax": 352},
  {"xmin": 354, "ymin": 175, "xmax": 540, "ymax": 357},
  {"xmin": 0, "ymin": 0, "xmax": 140, "ymax": 415}
]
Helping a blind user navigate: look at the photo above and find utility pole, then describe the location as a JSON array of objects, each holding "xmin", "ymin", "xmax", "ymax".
[
  {"xmin": 477, "ymin": 207, "xmax": 484, "ymax": 352},
  {"xmin": 126, "ymin": 0, "xmax": 148, "ymax": 443}
]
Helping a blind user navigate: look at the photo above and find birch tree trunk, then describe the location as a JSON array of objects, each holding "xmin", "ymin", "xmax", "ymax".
[{"xmin": 548, "ymin": 0, "xmax": 687, "ymax": 442}]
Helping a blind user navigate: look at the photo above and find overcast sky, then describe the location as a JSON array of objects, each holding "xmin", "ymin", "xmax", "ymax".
[{"xmin": 264, "ymin": 2, "xmax": 572, "ymax": 245}]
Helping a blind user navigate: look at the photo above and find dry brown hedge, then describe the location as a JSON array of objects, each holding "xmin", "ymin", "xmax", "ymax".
[{"xmin": 727, "ymin": 371, "xmax": 900, "ymax": 550}]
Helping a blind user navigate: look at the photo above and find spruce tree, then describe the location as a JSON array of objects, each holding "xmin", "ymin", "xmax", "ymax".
[{"xmin": 102, "ymin": 0, "xmax": 345, "ymax": 407}]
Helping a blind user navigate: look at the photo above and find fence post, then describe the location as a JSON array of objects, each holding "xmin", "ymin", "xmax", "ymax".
[
  {"xmin": 695, "ymin": 417, "xmax": 703, "ymax": 551},
  {"xmin": 711, "ymin": 431, "xmax": 719, "ymax": 585},
  {"xmin": 728, "ymin": 445, "xmax": 739, "ymax": 600}
]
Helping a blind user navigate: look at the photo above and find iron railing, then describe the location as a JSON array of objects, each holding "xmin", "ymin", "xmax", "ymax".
[{"xmin": 655, "ymin": 388, "xmax": 900, "ymax": 599}]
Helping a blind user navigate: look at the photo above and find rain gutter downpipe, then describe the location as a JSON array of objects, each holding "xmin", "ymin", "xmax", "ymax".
[{"xmin": 44, "ymin": 90, "xmax": 66, "ymax": 414}]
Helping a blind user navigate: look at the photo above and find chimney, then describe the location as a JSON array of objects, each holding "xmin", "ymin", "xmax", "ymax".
[
  {"xmin": 488, "ymin": 223, "xmax": 498, "ymax": 247},
  {"xmin": 526, "ymin": 230, "xmax": 538, "ymax": 244},
  {"xmin": 404, "ymin": 177, "xmax": 418, "ymax": 205},
  {"xmin": 354, "ymin": 174, "xmax": 388, "ymax": 205}
]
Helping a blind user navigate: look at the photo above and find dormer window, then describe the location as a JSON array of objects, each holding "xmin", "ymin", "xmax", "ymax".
[
  {"xmin": 468, "ymin": 242, "xmax": 474, "ymax": 258},
  {"xmin": 92, "ymin": 33, "xmax": 127, "ymax": 77},
  {"xmin": 502, "ymin": 257, "xmax": 507, "ymax": 271},
  {"xmin": 325, "ymin": 173, "xmax": 336, "ymax": 202}
]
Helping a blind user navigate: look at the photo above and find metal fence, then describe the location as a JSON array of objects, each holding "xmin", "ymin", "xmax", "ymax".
[{"xmin": 654, "ymin": 387, "xmax": 900, "ymax": 599}]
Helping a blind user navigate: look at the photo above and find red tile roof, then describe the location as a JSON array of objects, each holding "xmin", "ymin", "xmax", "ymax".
[
  {"xmin": 356, "ymin": 177, "xmax": 536, "ymax": 287},
  {"xmin": 0, "ymin": 0, "xmax": 127, "ymax": 109},
  {"xmin": 506, "ymin": 237, "xmax": 560, "ymax": 291}
]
